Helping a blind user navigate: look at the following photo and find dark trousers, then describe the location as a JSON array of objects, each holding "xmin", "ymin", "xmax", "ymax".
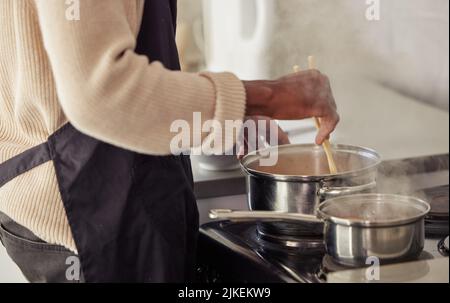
[{"xmin": 0, "ymin": 212, "xmax": 84, "ymax": 283}]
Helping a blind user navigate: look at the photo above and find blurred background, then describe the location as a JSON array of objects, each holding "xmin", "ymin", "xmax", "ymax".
[{"xmin": 177, "ymin": 0, "xmax": 449, "ymax": 110}]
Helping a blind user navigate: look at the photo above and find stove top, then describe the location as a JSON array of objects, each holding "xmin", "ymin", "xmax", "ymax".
[
  {"xmin": 197, "ymin": 182, "xmax": 449, "ymax": 283},
  {"xmin": 423, "ymin": 185, "xmax": 449, "ymax": 237},
  {"xmin": 198, "ymin": 221, "xmax": 325, "ymax": 283},
  {"xmin": 197, "ymin": 220, "xmax": 446, "ymax": 283}
]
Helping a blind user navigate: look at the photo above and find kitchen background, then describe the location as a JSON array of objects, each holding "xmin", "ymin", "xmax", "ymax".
[
  {"xmin": 178, "ymin": 0, "xmax": 448, "ymax": 109},
  {"xmin": 1, "ymin": 0, "xmax": 448, "ymax": 282}
]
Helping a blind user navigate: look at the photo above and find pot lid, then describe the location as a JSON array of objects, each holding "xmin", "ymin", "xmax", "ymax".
[
  {"xmin": 317, "ymin": 194, "xmax": 431, "ymax": 227},
  {"xmin": 240, "ymin": 144, "xmax": 381, "ymax": 181}
]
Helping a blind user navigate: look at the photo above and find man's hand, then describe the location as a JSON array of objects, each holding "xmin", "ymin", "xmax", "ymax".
[{"xmin": 243, "ymin": 69, "xmax": 339, "ymax": 145}]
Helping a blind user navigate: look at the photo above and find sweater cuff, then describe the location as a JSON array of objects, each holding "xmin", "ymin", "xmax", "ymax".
[{"xmin": 199, "ymin": 72, "xmax": 247, "ymax": 154}]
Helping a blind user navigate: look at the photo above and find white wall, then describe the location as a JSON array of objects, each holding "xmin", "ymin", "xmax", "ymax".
[
  {"xmin": 361, "ymin": 0, "xmax": 449, "ymax": 110},
  {"xmin": 270, "ymin": 0, "xmax": 449, "ymax": 110},
  {"xmin": 199, "ymin": 0, "xmax": 449, "ymax": 110}
]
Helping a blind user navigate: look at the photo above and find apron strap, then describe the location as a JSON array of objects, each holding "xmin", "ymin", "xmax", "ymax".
[{"xmin": 0, "ymin": 143, "xmax": 51, "ymax": 187}]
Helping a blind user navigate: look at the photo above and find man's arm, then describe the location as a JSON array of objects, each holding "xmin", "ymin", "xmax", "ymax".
[
  {"xmin": 33, "ymin": 0, "xmax": 339, "ymax": 155},
  {"xmin": 33, "ymin": 0, "xmax": 246, "ymax": 155}
]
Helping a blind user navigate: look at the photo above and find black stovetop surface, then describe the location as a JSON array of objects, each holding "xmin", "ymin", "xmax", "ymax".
[
  {"xmin": 198, "ymin": 221, "xmax": 325, "ymax": 283},
  {"xmin": 197, "ymin": 221, "xmax": 445, "ymax": 283}
]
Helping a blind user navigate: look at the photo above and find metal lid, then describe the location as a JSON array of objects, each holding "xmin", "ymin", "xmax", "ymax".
[
  {"xmin": 240, "ymin": 144, "xmax": 381, "ymax": 181},
  {"xmin": 317, "ymin": 194, "xmax": 431, "ymax": 227}
]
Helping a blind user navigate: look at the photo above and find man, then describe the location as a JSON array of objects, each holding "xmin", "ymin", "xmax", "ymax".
[{"xmin": 0, "ymin": 0, "xmax": 339, "ymax": 282}]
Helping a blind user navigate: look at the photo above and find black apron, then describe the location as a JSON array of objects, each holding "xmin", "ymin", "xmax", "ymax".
[{"xmin": 0, "ymin": 0, "xmax": 199, "ymax": 283}]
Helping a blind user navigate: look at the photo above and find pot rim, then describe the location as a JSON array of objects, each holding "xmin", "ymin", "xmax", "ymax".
[
  {"xmin": 240, "ymin": 143, "xmax": 381, "ymax": 181},
  {"xmin": 316, "ymin": 194, "xmax": 431, "ymax": 227}
]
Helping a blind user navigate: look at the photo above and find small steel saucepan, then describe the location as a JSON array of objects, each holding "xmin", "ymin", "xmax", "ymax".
[{"xmin": 210, "ymin": 194, "xmax": 431, "ymax": 267}]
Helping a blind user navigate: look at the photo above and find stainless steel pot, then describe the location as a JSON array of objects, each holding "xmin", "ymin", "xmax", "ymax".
[
  {"xmin": 210, "ymin": 194, "xmax": 431, "ymax": 267},
  {"xmin": 240, "ymin": 144, "xmax": 381, "ymax": 236}
]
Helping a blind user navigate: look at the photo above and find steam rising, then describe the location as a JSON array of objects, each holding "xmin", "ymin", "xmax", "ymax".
[
  {"xmin": 268, "ymin": 0, "xmax": 377, "ymax": 78},
  {"xmin": 376, "ymin": 155, "xmax": 449, "ymax": 200},
  {"xmin": 266, "ymin": 0, "xmax": 448, "ymax": 110}
]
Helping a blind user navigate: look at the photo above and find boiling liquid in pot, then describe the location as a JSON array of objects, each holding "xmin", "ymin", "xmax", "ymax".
[
  {"xmin": 321, "ymin": 196, "xmax": 429, "ymax": 223},
  {"xmin": 246, "ymin": 148, "xmax": 371, "ymax": 176}
]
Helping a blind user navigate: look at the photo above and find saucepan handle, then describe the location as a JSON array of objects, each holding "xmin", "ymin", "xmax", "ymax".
[
  {"xmin": 209, "ymin": 209, "xmax": 322, "ymax": 223},
  {"xmin": 319, "ymin": 181, "xmax": 377, "ymax": 199}
]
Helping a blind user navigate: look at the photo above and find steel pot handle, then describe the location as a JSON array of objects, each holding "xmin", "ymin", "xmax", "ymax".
[
  {"xmin": 319, "ymin": 181, "xmax": 377, "ymax": 199},
  {"xmin": 209, "ymin": 209, "xmax": 322, "ymax": 223}
]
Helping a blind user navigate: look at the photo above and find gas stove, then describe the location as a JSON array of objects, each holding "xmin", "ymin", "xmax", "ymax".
[{"xmin": 196, "ymin": 155, "xmax": 449, "ymax": 283}]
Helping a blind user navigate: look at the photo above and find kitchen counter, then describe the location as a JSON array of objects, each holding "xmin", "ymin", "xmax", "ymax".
[
  {"xmin": 327, "ymin": 257, "xmax": 449, "ymax": 283},
  {"xmin": 192, "ymin": 75, "xmax": 449, "ymax": 199}
]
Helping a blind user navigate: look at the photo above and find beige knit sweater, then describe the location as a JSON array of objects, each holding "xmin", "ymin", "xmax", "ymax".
[{"xmin": 0, "ymin": 0, "xmax": 246, "ymax": 253}]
